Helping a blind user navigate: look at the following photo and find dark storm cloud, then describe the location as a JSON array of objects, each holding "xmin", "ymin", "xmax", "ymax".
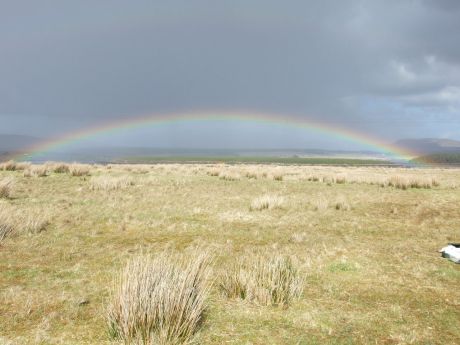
[{"xmin": 1, "ymin": 0, "xmax": 459, "ymax": 142}]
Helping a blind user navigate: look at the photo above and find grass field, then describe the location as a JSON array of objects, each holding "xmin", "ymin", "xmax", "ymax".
[{"xmin": 0, "ymin": 163, "xmax": 459, "ymax": 344}]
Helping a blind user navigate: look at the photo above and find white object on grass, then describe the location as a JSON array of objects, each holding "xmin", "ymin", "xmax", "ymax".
[{"xmin": 439, "ymin": 245, "xmax": 460, "ymax": 264}]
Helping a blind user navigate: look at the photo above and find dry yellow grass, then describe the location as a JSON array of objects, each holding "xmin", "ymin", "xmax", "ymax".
[{"xmin": 0, "ymin": 163, "xmax": 459, "ymax": 344}]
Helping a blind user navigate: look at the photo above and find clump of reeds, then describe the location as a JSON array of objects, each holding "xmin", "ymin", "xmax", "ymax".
[
  {"xmin": 219, "ymin": 253, "xmax": 303, "ymax": 306},
  {"xmin": 107, "ymin": 251, "xmax": 211, "ymax": 345},
  {"xmin": 0, "ymin": 177, "xmax": 14, "ymax": 199},
  {"xmin": 90, "ymin": 176, "xmax": 134, "ymax": 191},
  {"xmin": 250, "ymin": 195, "xmax": 284, "ymax": 211}
]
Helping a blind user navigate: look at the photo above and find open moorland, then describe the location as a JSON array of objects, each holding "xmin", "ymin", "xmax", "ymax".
[{"xmin": 0, "ymin": 162, "xmax": 459, "ymax": 344}]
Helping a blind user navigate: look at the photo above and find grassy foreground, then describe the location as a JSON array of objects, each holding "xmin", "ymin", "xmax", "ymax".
[{"xmin": 0, "ymin": 163, "xmax": 459, "ymax": 344}]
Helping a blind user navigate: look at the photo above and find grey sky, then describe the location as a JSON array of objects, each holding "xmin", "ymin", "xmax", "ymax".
[{"xmin": 1, "ymin": 0, "xmax": 460, "ymax": 149}]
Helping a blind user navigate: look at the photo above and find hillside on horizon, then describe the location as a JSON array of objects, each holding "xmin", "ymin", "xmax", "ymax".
[
  {"xmin": 396, "ymin": 138, "xmax": 460, "ymax": 155},
  {"xmin": 2, "ymin": 135, "xmax": 460, "ymax": 164}
]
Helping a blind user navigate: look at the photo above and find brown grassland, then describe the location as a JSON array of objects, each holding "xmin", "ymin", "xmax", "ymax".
[{"xmin": 0, "ymin": 162, "xmax": 459, "ymax": 344}]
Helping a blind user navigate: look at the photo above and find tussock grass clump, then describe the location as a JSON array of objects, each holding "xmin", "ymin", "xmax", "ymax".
[
  {"xmin": 90, "ymin": 176, "xmax": 134, "ymax": 191},
  {"xmin": 23, "ymin": 166, "xmax": 48, "ymax": 177},
  {"xmin": 52, "ymin": 163, "xmax": 70, "ymax": 173},
  {"xmin": 69, "ymin": 164, "xmax": 91, "ymax": 176},
  {"xmin": 270, "ymin": 173, "xmax": 284, "ymax": 181},
  {"xmin": 107, "ymin": 251, "xmax": 211, "ymax": 345},
  {"xmin": 23, "ymin": 169, "xmax": 33, "ymax": 178},
  {"xmin": 312, "ymin": 197, "xmax": 329, "ymax": 211},
  {"xmin": 31, "ymin": 165, "xmax": 48, "ymax": 177},
  {"xmin": 0, "ymin": 178, "xmax": 14, "ymax": 198},
  {"xmin": 0, "ymin": 207, "xmax": 48, "ymax": 243},
  {"xmin": 250, "ymin": 194, "xmax": 284, "ymax": 211},
  {"xmin": 334, "ymin": 197, "xmax": 351, "ymax": 211},
  {"xmin": 218, "ymin": 171, "xmax": 241, "ymax": 181},
  {"xmin": 334, "ymin": 175, "xmax": 347, "ymax": 184},
  {"xmin": 0, "ymin": 208, "xmax": 15, "ymax": 243},
  {"xmin": 244, "ymin": 170, "xmax": 258, "ymax": 179},
  {"xmin": 307, "ymin": 175, "xmax": 320, "ymax": 182},
  {"xmin": 206, "ymin": 169, "xmax": 220, "ymax": 177},
  {"xmin": 22, "ymin": 214, "xmax": 49, "ymax": 234},
  {"xmin": 220, "ymin": 253, "xmax": 303, "ymax": 306},
  {"xmin": 386, "ymin": 176, "xmax": 438, "ymax": 190},
  {"xmin": 0, "ymin": 160, "xmax": 30, "ymax": 171}
]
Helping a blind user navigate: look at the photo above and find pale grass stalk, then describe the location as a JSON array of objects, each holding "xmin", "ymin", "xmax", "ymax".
[{"xmin": 107, "ymin": 251, "xmax": 211, "ymax": 345}]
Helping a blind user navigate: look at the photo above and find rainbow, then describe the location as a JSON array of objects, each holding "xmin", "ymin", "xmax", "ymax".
[{"xmin": 13, "ymin": 110, "xmax": 420, "ymax": 162}]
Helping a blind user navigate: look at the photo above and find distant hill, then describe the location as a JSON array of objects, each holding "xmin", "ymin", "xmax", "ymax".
[
  {"xmin": 0, "ymin": 134, "xmax": 40, "ymax": 151},
  {"xmin": 412, "ymin": 152, "xmax": 460, "ymax": 165},
  {"xmin": 0, "ymin": 134, "xmax": 40, "ymax": 161},
  {"xmin": 396, "ymin": 138, "xmax": 460, "ymax": 155}
]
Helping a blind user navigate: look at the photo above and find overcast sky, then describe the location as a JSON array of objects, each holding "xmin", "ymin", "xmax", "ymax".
[{"xmin": 1, "ymin": 0, "xmax": 460, "ymax": 149}]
